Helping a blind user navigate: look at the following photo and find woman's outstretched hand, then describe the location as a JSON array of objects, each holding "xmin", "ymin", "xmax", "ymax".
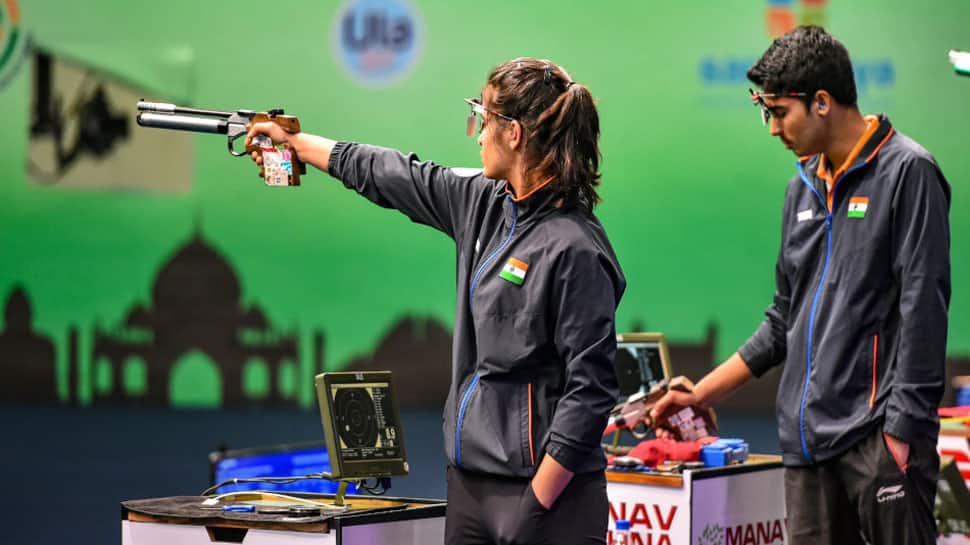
[{"xmin": 245, "ymin": 121, "xmax": 295, "ymax": 176}]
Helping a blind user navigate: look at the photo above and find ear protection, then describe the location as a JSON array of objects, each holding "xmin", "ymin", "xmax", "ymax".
[{"xmin": 818, "ymin": 97, "xmax": 827, "ymax": 111}]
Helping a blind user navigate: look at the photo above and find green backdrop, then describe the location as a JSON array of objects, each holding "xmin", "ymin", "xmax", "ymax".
[{"xmin": 1, "ymin": 0, "xmax": 966, "ymax": 408}]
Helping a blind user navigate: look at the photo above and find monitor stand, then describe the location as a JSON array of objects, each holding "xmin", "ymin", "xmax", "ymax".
[{"xmin": 333, "ymin": 481, "xmax": 350, "ymax": 507}]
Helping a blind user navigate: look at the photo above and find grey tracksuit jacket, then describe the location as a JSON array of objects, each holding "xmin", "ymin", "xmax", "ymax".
[
  {"xmin": 329, "ymin": 142, "xmax": 626, "ymax": 477},
  {"xmin": 739, "ymin": 115, "xmax": 951, "ymax": 466}
]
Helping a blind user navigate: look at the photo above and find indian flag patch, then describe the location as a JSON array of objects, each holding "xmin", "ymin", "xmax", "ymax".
[
  {"xmin": 499, "ymin": 258, "xmax": 529, "ymax": 286},
  {"xmin": 848, "ymin": 196, "xmax": 869, "ymax": 219}
]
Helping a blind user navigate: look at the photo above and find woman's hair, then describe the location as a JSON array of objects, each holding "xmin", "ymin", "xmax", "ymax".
[{"xmin": 486, "ymin": 58, "xmax": 602, "ymax": 213}]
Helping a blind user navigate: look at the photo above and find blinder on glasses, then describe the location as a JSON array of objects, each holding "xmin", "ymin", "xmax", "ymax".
[
  {"xmin": 463, "ymin": 98, "xmax": 516, "ymax": 137},
  {"xmin": 749, "ymin": 88, "xmax": 809, "ymax": 126}
]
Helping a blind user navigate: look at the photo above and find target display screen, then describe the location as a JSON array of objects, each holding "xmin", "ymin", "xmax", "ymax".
[
  {"xmin": 614, "ymin": 344, "xmax": 665, "ymax": 396},
  {"xmin": 330, "ymin": 382, "xmax": 401, "ymax": 460},
  {"xmin": 315, "ymin": 371, "xmax": 408, "ymax": 480},
  {"xmin": 613, "ymin": 333, "xmax": 673, "ymax": 398}
]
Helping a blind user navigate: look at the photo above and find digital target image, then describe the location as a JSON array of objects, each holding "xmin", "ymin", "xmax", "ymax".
[{"xmin": 330, "ymin": 383, "xmax": 401, "ymax": 461}]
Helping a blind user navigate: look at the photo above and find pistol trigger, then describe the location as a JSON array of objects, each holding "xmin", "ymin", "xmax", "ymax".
[
  {"xmin": 228, "ymin": 132, "xmax": 247, "ymax": 157},
  {"xmin": 631, "ymin": 424, "xmax": 650, "ymax": 440}
]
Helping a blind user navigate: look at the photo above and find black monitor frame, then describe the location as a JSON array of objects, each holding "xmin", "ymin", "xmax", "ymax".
[
  {"xmin": 314, "ymin": 371, "xmax": 409, "ymax": 481},
  {"xmin": 614, "ymin": 332, "xmax": 674, "ymax": 397}
]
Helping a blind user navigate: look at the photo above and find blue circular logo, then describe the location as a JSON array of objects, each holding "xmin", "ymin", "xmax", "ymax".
[{"xmin": 332, "ymin": 0, "xmax": 423, "ymax": 88}]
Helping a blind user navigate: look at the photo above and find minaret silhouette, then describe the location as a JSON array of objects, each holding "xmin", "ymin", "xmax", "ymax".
[{"xmin": 0, "ymin": 285, "xmax": 58, "ymax": 404}]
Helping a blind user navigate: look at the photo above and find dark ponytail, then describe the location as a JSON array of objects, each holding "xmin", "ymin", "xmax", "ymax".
[{"xmin": 486, "ymin": 58, "xmax": 602, "ymax": 213}]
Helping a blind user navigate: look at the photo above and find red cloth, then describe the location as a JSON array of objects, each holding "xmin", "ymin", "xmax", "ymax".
[
  {"xmin": 939, "ymin": 406, "xmax": 970, "ymax": 417},
  {"xmin": 627, "ymin": 437, "xmax": 717, "ymax": 466}
]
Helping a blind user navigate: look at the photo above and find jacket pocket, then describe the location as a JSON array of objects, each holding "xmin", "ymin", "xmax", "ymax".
[
  {"xmin": 868, "ymin": 334, "xmax": 879, "ymax": 409},
  {"xmin": 454, "ymin": 374, "xmax": 480, "ymax": 467},
  {"xmin": 881, "ymin": 431, "xmax": 909, "ymax": 474},
  {"xmin": 523, "ymin": 383, "xmax": 536, "ymax": 467},
  {"xmin": 455, "ymin": 377, "xmax": 533, "ymax": 477},
  {"xmin": 804, "ymin": 331, "xmax": 875, "ymax": 453},
  {"xmin": 442, "ymin": 374, "xmax": 463, "ymax": 464}
]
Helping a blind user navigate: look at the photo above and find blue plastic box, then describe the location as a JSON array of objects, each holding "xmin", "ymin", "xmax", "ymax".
[{"xmin": 700, "ymin": 438, "xmax": 750, "ymax": 467}]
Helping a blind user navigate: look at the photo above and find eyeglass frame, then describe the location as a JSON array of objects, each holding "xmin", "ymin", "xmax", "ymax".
[
  {"xmin": 464, "ymin": 98, "xmax": 517, "ymax": 137},
  {"xmin": 749, "ymin": 88, "xmax": 810, "ymax": 126}
]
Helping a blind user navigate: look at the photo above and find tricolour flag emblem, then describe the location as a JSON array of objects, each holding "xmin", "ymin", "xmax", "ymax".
[
  {"xmin": 499, "ymin": 258, "xmax": 529, "ymax": 286},
  {"xmin": 848, "ymin": 196, "xmax": 869, "ymax": 218}
]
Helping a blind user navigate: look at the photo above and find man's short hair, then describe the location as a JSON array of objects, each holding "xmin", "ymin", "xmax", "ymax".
[{"xmin": 747, "ymin": 25, "xmax": 857, "ymax": 108}]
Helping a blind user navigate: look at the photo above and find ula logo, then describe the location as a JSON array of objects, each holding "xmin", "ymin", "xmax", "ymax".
[
  {"xmin": 0, "ymin": 0, "xmax": 30, "ymax": 89},
  {"xmin": 332, "ymin": 0, "xmax": 423, "ymax": 87}
]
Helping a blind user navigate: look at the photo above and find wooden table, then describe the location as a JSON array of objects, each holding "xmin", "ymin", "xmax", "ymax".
[{"xmin": 121, "ymin": 494, "xmax": 446, "ymax": 545}]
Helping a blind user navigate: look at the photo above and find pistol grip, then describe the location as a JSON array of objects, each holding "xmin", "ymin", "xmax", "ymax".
[
  {"xmin": 249, "ymin": 112, "xmax": 303, "ymax": 186},
  {"xmin": 250, "ymin": 139, "xmax": 301, "ymax": 187}
]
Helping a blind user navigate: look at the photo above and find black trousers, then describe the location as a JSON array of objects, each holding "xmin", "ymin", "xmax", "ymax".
[
  {"xmin": 785, "ymin": 426, "xmax": 939, "ymax": 545},
  {"xmin": 445, "ymin": 465, "xmax": 608, "ymax": 545}
]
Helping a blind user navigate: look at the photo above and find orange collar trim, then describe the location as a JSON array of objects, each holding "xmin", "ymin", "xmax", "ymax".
[
  {"xmin": 864, "ymin": 127, "xmax": 895, "ymax": 164},
  {"xmin": 819, "ymin": 115, "xmax": 880, "ymax": 211},
  {"xmin": 816, "ymin": 115, "xmax": 880, "ymax": 185},
  {"xmin": 505, "ymin": 176, "xmax": 556, "ymax": 203}
]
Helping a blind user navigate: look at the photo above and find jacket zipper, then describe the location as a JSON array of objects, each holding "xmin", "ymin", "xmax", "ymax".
[
  {"xmin": 456, "ymin": 196, "xmax": 519, "ymax": 467},
  {"xmin": 468, "ymin": 196, "xmax": 519, "ymax": 307},
  {"xmin": 796, "ymin": 160, "xmax": 866, "ymax": 463}
]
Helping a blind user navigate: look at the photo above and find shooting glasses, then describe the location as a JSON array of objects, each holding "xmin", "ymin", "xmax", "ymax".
[
  {"xmin": 464, "ymin": 98, "xmax": 516, "ymax": 137},
  {"xmin": 749, "ymin": 88, "xmax": 809, "ymax": 126}
]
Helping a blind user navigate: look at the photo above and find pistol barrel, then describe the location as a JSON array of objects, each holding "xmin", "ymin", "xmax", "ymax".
[{"xmin": 136, "ymin": 112, "xmax": 227, "ymax": 134}]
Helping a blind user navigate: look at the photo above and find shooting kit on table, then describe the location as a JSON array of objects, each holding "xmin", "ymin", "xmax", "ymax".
[{"xmin": 603, "ymin": 333, "xmax": 754, "ymax": 473}]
